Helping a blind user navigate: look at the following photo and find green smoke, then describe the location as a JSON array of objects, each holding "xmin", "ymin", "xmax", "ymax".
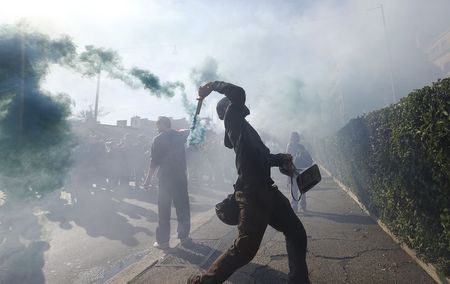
[
  {"xmin": 129, "ymin": 67, "xmax": 184, "ymax": 98},
  {"xmin": 0, "ymin": 24, "xmax": 76, "ymax": 200},
  {"xmin": 77, "ymin": 46, "xmax": 186, "ymax": 98},
  {"xmin": 180, "ymin": 91, "xmax": 210, "ymax": 146},
  {"xmin": 78, "ymin": 45, "xmax": 135, "ymax": 87},
  {"xmin": 128, "ymin": 67, "xmax": 208, "ymax": 143},
  {"xmin": 183, "ymin": 57, "xmax": 223, "ymax": 145}
]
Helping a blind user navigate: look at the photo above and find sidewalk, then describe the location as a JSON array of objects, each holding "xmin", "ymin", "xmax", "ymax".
[{"xmin": 123, "ymin": 174, "xmax": 435, "ymax": 284}]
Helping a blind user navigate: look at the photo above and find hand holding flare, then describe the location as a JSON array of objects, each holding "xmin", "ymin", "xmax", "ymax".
[
  {"xmin": 192, "ymin": 83, "xmax": 213, "ymax": 129},
  {"xmin": 191, "ymin": 98, "xmax": 203, "ymax": 129}
]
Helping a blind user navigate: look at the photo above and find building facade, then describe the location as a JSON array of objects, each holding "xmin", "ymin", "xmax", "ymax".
[{"xmin": 427, "ymin": 29, "xmax": 450, "ymax": 77}]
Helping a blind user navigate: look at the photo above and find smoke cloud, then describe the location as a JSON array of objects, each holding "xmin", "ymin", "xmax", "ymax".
[
  {"xmin": 190, "ymin": 57, "xmax": 222, "ymax": 87},
  {"xmin": 130, "ymin": 67, "xmax": 184, "ymax": 98},
  {"xmin": 199, "ymin": 0, "xmax": 450, "ymax": 139},
  {"xmin": 183, "ymin": 57, "xmax": 226, "ymax": 145},
  {"xmin": 11, "ymin": 0, "xmax": 450, "ymax": 140},
  {"xmin": 0, "ymin": 24, "xmax": 76, "ymax": 200}
]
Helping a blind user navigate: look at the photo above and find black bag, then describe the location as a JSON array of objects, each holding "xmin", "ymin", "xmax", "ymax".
[
  {"xmin": 296, "ymin": 164, "xmax": 321, "ymax": 194},
  {"xmin": 215, "ymin": 193, "xmax": 239, "ymax": 226},
  {"xmin": 280, "ymin": 162, "xmax": 321, "ymax": 201}
]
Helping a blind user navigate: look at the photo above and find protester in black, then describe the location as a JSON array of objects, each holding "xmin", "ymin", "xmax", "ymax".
[
  {"xmin": 188, "ymin": 82, "xmax": 309, "ymax": 284},
  {"xmin": 143, "ymin": 116, "xmax": 191, "ymax": 249}
]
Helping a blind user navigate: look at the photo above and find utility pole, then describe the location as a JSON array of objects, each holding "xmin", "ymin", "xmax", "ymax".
[
  {"xmin": 94, "ymin": 68, "xmax": 101, "ymax": 123},
  {"xmin": 369, "ymin": 4, "xmax": 397, "ymax": 103},
  {"xmin": 380, "ymin": 4, "xmax": 397, "ymax": 103}
]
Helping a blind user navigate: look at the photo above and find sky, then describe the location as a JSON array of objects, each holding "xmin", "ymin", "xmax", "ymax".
[{"xmin": 1, "ymin": 0, "xmax": 449, "ymax": 137}]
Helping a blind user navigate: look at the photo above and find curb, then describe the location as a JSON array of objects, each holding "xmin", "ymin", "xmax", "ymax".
[
  {"xmin": 106, "ymin": 208, "xmax": 217, "ymax": 284},
  {"xmin": 318, "ymin": 165, "xmax": 449, "ymax": 284}
]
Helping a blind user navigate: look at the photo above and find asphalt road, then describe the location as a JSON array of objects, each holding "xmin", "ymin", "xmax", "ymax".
[
  {"xmin": 132, "ymin": 174, "xmax": 435, "ymax": 284},
  {"xmin": 0, "ymin": 178, "xmax": 231, "ymax": 284},
  {"xmin": 0, "ymin": 171, "xmax": 438, "ymax": 284}
]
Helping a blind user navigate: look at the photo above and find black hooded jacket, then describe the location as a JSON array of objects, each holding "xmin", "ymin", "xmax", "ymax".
[{"xmin": 210, "ymin": 81, "xmax": 283, "ymax": 191}]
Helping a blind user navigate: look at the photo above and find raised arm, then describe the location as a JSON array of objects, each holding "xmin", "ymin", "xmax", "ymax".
[
  {"xmin": 198, "ymin": 81, "xmax": 246, "ymax": 106},
  {"xmin": 211, "ymin": 81, "xmax": 245, "ymax": 105}
]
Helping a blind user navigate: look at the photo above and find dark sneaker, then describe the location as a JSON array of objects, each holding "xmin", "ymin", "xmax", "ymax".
[{"xmin": 153, "ymin": 241, "xmax": 169, "ymax": 250}]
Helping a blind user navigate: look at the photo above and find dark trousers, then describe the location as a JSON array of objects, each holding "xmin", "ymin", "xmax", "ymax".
[
  {"xmin": 156, "ymin": 176, "xmax": 191, "ymax": 243},
  {"xmin": 199, "ymin": 186, "xmax": 309, "ymax": 283}
]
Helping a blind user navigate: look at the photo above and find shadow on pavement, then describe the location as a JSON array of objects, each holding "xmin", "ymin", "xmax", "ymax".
[
  {"xmin": 302, "ymin": 209, "xmax": 375, "ymax": 225},
  {"xmin": 313, "ymin": 186, "xmax": 339, "ymax": 191},
  {"xmin": 190, "ymin": 202, "xmax": 215, "ymax": 213},
  {"xmin": 45, "ymin": 181, "xmax": 156, "ymax": 246},
  {"xmin": 156, "ymin": 241, "xmax": 289, "ymax": 283},
  {"xmin": 158, "ymin": 240, "xmax": 223, "ymax": 269},
  {"xmin": 189, "ymin": 183, "xmax": 233, "ymax": 201},
  {"xmin": 229, "ymin": 263, "xmax": 289, "ymax": 284},
  {"xmin": 0, "ymin": 205, "xmax": 49, "ymax": 284}
]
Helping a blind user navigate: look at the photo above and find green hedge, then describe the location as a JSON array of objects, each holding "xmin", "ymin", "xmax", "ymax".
[{"xmin": 314, "ymin": 78, "xmax": 450, "ymax": 276}]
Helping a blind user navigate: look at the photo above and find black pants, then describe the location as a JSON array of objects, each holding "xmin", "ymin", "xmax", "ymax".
[
  {"xmin": 156, "ymin": 176, "xmax": 191, "ymax": 243},
  {"xmin": 196, "ymin": 186, "xmax": 309, "ymax": 283}
]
